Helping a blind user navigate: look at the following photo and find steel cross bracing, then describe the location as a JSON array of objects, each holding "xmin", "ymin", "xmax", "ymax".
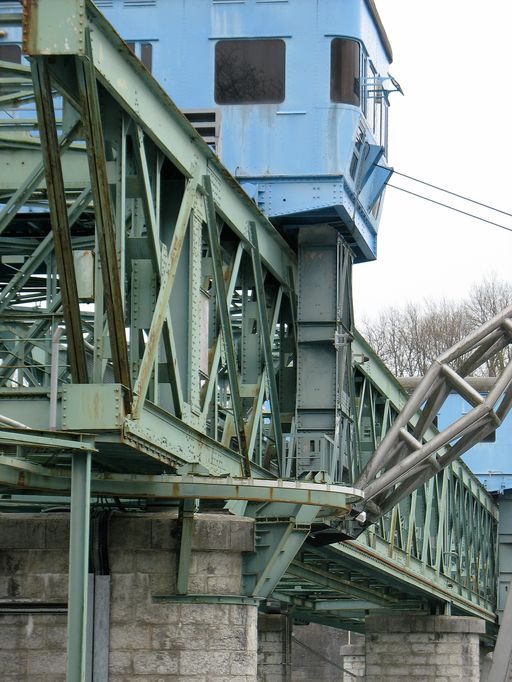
[
  {"xmin": 0, "ymin": 0, "xmax": 300, "ymax": 479},
  {"xmin": 240, "ymin": 334, "xmax": 499, "ymax": 631},
  {"xmin": 293, "ymin": 334, "xmax": 499, "ymax": 624},
  {"xmin": 0, "ymin": 0, "xmax": 505, "ymax": 654}
]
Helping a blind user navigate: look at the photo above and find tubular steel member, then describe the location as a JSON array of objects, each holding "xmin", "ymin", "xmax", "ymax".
[{"xmin": 353, "ymin": 304, "xmax": 512, "ymax": 526}]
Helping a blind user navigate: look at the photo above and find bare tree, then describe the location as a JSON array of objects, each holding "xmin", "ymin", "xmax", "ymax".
[{"xmin": 361, "ymin": 275, "xmax": 512, "ymax": 377}]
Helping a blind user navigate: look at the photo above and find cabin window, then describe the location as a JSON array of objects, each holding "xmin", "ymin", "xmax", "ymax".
[
  {"xmin": 330, "ymin": 38, "xmax": 360, "ymax": 106},
  {"xmin": 362, "ymin": 59, "xmax": 389, "ymax": 153},
  {"xmin": 126, "ymin": 41, "xmax": 153, "ymax": 72},
  {"xmin": 215, "ymin": 39, "xmax": 285, "ymax": 104},
  {"xmin": 0, "ymin": 44, "xmax": 22, "ymax": 64}
]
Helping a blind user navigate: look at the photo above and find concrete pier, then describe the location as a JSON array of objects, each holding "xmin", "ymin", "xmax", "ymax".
[
  {"xmin": 257, "ymin": 613, "xmax": 291, "ymax": 682},
  {"xmin": 0, "ymin": 511, "xmax": 257, "ymax": 681},
  {"xmin": 364, "ymin": 614, "xmax": 485, "ymax": 681},
  {"xmin": 292, "ymin": 623, "xmax": 351, "ymax": 681},
  {"xmin": 340, "ymin": 642, "xmax": 365, "ymax": 680},
  {"xmin": 0, "ymin": 513, "xmax": 491, "ymax": 681}
]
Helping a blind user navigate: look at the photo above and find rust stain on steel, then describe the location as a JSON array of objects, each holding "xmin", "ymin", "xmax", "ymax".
[
  {"xmin": 223, "ymin": 262, "xmax": 233, "ymax": 285},
  {"xmin": 344, "ymin": 539, "xmax": 492, "ymax": 618},
  {"xmin": 22, "ymin": 0, "xmax": 38, "ymax": 55}
]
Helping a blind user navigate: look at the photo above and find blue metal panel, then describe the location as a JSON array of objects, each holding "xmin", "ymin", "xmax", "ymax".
[
  {"xmin": 91, "ymin": 0, "xmax": 394, "ymax": 260},
  {"xmin": 439, "ymin": 393, "xmax": 512, "ymax": 492}
]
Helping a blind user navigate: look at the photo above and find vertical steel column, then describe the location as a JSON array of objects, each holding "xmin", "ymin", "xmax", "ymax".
[
  {"xmin": 488, "ymin": 580, "xmax": 512, "ymax": 681},
  {"xmin": 176, "ymin": 499, "xmax": 196, "ymax": 594},
  {"xmin": 295, "ymin": 226, "xmax": 354, "ymax": 481},
  {"xmin": 66, "ymin": 451, "xmax": 92, "ymax": 682}
]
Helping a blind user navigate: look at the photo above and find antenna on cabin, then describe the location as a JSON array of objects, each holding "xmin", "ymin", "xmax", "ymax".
[
  {"xmin": 387, "ymin": 73, "xmax": 404, "ymax": 96},
  {"xmin": 364, "ymin": 73, "xmax": 404, "ymax": 104}
]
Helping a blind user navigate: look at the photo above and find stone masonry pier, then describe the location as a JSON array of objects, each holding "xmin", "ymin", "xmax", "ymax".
[{"xmin": 0, "ymin": 511, "xmax": 257, "ymax": 682}]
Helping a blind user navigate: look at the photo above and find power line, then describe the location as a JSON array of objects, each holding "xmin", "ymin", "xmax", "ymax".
[
  {"xmin": 376, "ymin": 164, "xmax": 512, "ymax": 219},
  {"xmin": 390, "ymin": 169, "xmax": 512, "ymax": 218},
  {"xmin": 387, "ymin": 183, "xmax": 512, "ymax": 234}
]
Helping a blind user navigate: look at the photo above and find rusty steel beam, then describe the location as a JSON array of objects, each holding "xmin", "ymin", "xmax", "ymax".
[
  {"xmin": 75, "ymin": 44, "xmax": 132, "ymax": 410},
  {"xmin": 30, "ymin": 58, "xmax": 88, "ymax": 385}
]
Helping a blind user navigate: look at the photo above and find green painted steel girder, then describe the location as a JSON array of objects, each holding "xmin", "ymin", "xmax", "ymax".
[
  {"xmin": 25, "ymin": 0, "xmax": 295, "ymax": 288},
  {"xmin": 0, "ymin": 428, "xmax": 96, "ymax": 452},
  {"xmin": 0, "ymin": 0, "xmax": 497, "ymax": 633},
  {"xmin": 0, "ymin": 455, "xmax": 362, "ymax": 513},
  {"xmin": 153, "ymin": 595, "xmax": 261, "ymax": 607},
  {"xmin": 285, "ymin": 558, "xmax": 399, "ymax": 606},
  {"xmin": 246, "ymin": 506, "xmax": 322, "ymax": 599},
  {"xmin": 320, "ymin": 539, "xmax": 496, "ymax": 622},
  {"xmin": 59, "ymin": 384, "xmax": 273, "ymax": 477},
  {"xmin": 0, "ymin": 141, "xmax": 88, "ymax": 193}
]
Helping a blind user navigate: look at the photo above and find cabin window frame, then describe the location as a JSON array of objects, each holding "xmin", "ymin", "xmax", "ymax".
[
  {"xmin": 214, "ymin": 38, "xmax": 286, "ymax": 105},
  {"xmin": 330, "ymin": 37, "xmax": 361, "ymax": 106},
  {"xmin": 125, "ymin": 40, "xmax": 154, "ymax": 73},
  {"xmin": 363, "ymin": 57, "xmax": 389, "ymax": 153}
]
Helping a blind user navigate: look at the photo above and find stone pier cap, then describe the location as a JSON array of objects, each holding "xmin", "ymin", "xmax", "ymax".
[{"xmin": 365, "ymin": 614, "xmax": 486, "ymax": 635}]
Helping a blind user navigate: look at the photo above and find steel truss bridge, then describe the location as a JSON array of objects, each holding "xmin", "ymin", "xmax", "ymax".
[{"xmin": 0, "ymin": 2, "xmax": 511, "ymax": 674}]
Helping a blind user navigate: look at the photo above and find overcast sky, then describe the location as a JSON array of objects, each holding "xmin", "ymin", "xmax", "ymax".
[{"xmin": 352, "ymin": 0, "xmax": 512, "ymax": 323}]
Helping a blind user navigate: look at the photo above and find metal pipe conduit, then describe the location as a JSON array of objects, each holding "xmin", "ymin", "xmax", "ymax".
[
  {"xmin": 364, "ymin": 404, "xmax": 490, "ymax": 501},
  {"xmin": 0, "ymin": 414, "xmax": 30, "ymax": 429}
]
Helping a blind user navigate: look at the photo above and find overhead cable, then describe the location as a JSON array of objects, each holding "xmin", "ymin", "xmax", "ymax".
[
  {"xmin": 386, "ymin": 183, "xmax": 512, "ymax": 234},
  {"xmin": 390, "ymin": 169, "xmax": 512, "ymax": 218},
  {"xmin": 376, "ymin": 164, "xmax": 512, "ymax": 219}
]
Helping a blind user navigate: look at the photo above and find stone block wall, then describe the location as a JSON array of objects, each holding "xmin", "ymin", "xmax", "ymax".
[
  {"xmin": 340, "ymin": 642, "xmax": 365, "ymax": 680},
  {"xmin": 108, "ymin": 512, "xmax": 257, "ymax": 682},
  {"xmin": 257, "ymin": 613, "xmax": 291, "ymax": 682},
  {"xmin": 291, "ymin": 623, "xmax": 351, "ymax": 681},
  {"xmin": 0, "ymin": 513, "xmax": 69, "ymax": 682},
  {"xmin": 0, "ymin": 511, "xmax": 257, "ymax": 682},
  {"xmin": 364, "ymin": 614, "xmax": 485, "ymax": 682}
]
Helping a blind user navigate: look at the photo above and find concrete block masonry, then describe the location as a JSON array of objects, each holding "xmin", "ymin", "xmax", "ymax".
[
  {"xmin": 0, "ymin": 511, "xmax": 257, "ymax": 682},
  {"xmin": 364, "ymin": 614, "xmax": 486, "ymax": 682},
  {"xmin": 340, "ymin": 642, "xmax": 365, "ymax": 681},
  {"xmin": 0, "ymin": 513, "xmax": 490, "ymax": 681},
  {"xmin": 257, "ymin": 614, "xmax": 291, "ymax": 682}
]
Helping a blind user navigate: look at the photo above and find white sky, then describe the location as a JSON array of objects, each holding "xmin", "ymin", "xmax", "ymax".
[{"xmin": 352, "ymin": 0, "xmax": 512, "ymax": 323}]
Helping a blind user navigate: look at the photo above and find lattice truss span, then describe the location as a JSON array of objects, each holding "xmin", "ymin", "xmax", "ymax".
[
  {"xmin": 0, "ymin": 0, "xmax": 510, "ymax": 638},
  {"xmin": 0, "ymin": 1, "xmax": 305, "ymax": 481}
]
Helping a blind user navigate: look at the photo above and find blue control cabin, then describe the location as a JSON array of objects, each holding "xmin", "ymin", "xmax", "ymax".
[
  {"xmin": 75, "ymin": 0, "xmax": 393, "ymax": 261},
  {"xmin": 94, "ymin": 0, "xmax": 394, "ymax": 260},
  {"xmin": 0, "ymin": 0, "xmax": 395, "ymax": 258},
  {"xmin": 0, "ymin": 0, "xmax": 396, "ymax": 481}
]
